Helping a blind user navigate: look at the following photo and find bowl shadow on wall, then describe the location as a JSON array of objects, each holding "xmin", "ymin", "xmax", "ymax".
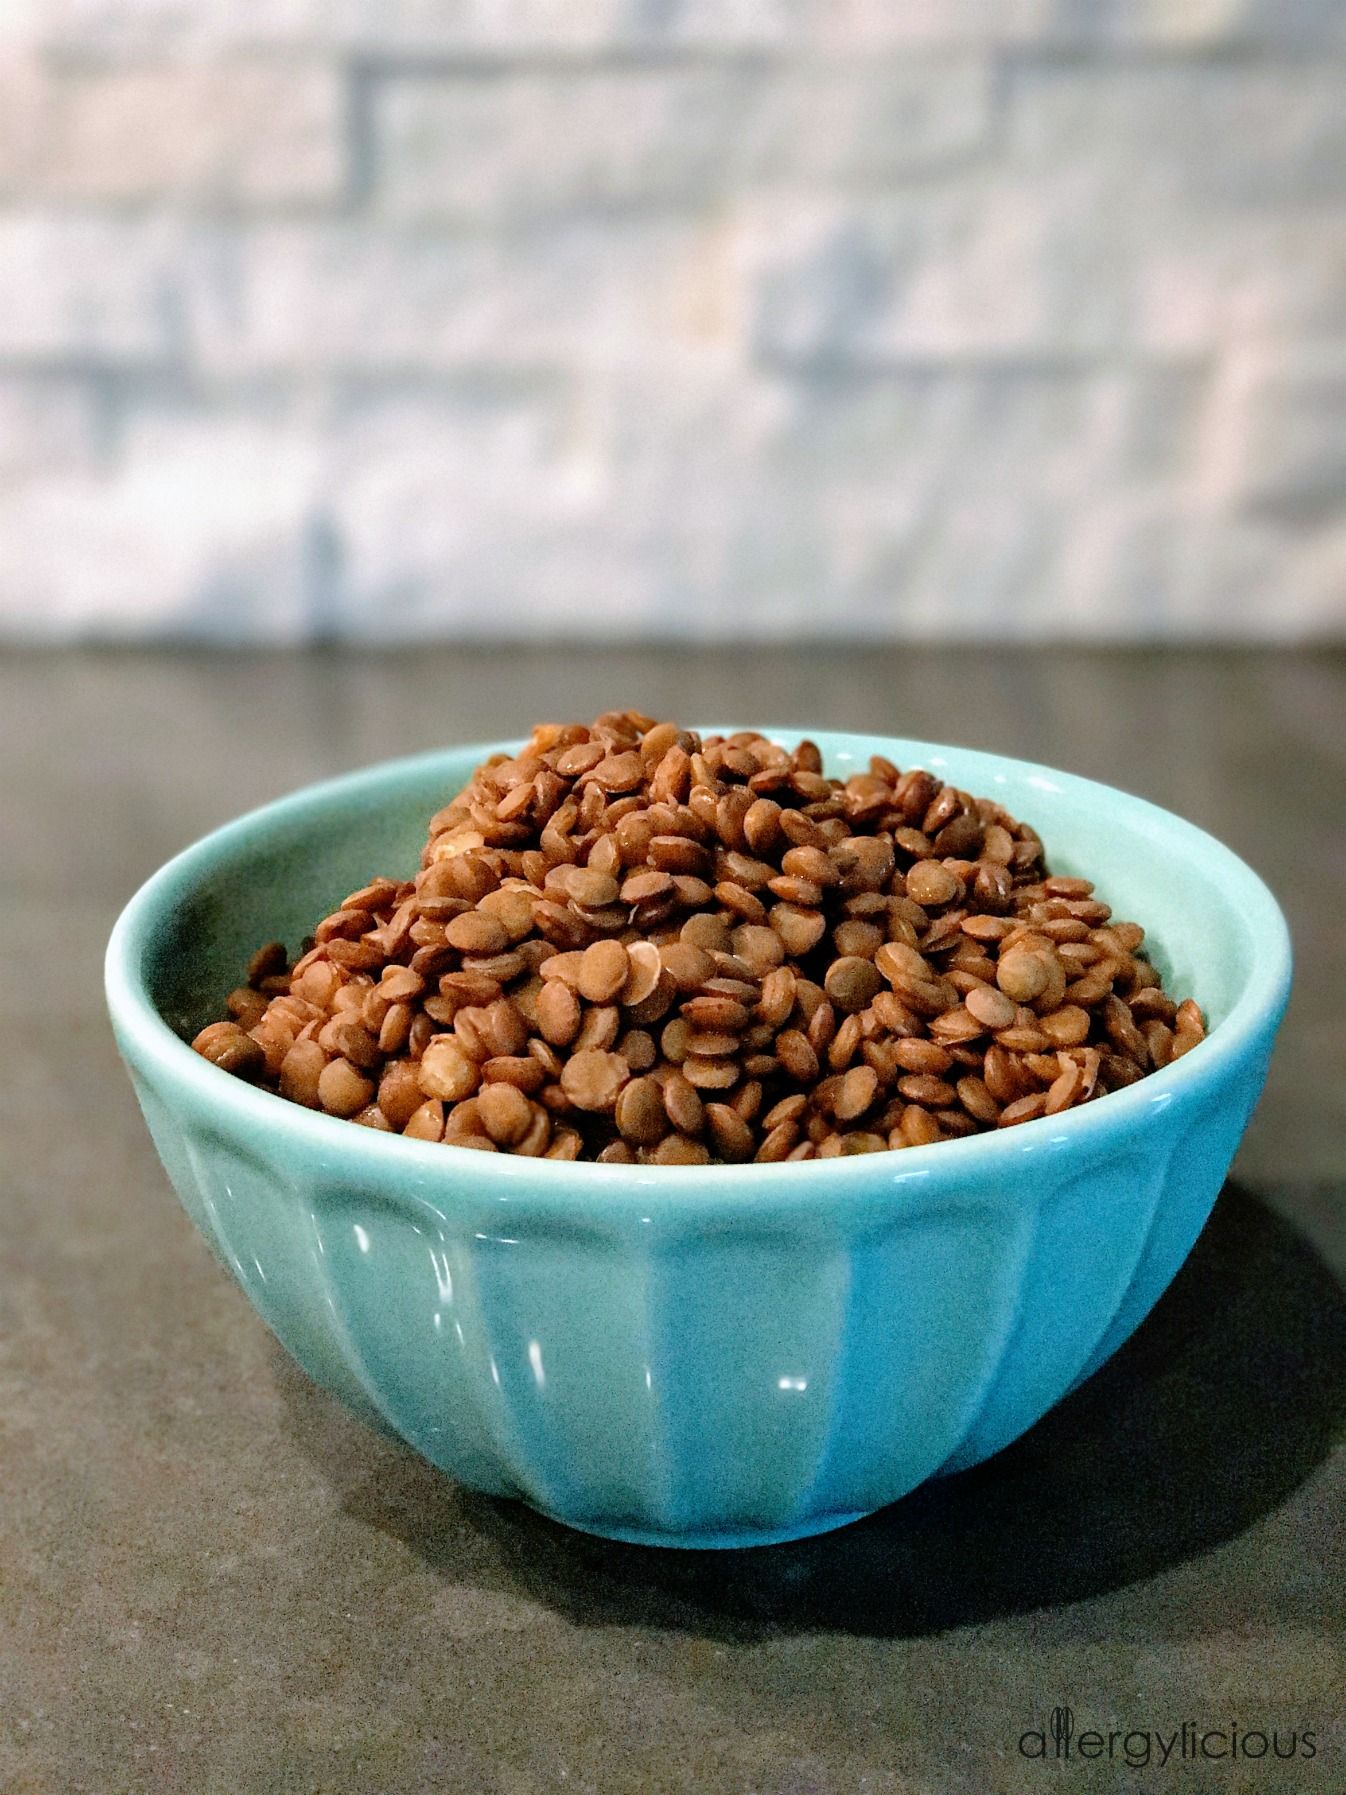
[{"xmin": 273, "ymin": 1182, "xmax": 1346, "ymax": 1640}]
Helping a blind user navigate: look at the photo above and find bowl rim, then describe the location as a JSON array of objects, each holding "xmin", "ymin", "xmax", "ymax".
[{"xmin": 105, "ymin": 728, "xmax": 1293, "ymax": 1203}]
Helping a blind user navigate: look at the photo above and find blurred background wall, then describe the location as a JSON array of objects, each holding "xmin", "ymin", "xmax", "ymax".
[{"xmin": 1, "ymin": 0, "xmax": 1344, "ymax": 643}]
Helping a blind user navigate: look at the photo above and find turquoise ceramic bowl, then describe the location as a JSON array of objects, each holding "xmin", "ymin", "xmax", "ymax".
[{"xmin": 106, "ymin": 733, "xmax": 1290, "ymax": 1549}]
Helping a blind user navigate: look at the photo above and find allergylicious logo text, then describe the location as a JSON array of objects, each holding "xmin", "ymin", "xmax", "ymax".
[{"xmin": 1018, "ymin": 1705, "xmax": 1318, "ymax": 1769}]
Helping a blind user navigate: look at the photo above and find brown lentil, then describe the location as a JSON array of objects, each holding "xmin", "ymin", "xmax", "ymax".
[
  {"xmin": 964, "ymin": 983, "xmax": 1017, "ymax": 1031},
  {"xmin": 651, "ymin": 1134, "xmax": 711, "ymax": 1166},
  {"xmin": 705, "ymin": 1103, "xmax": 754, "ymax": 1162},
  {"xmin": 445, "ymin": 911, "xmax": 509, "ymax": 955},
  {"xmin": 418, "ymin": 1038, "xmax": 480, "ymax": 1103},
  {"xmin": 1040, "ymin": 1004, "xmax": 1092, "ymax": 1048},
  {"xmin": 377, "ymin": 1059, "xmax": 425, "ymax": 1130},
  {"xmin": 893, "ymin": 1037, "xmax": 953, "ymax": 1076},
  {"xmin": 536, "ymin": 979, "xmax": 582, "ymax": 1047},
  {"xmin": 824, "ymin": 955, "xmax": 883, "ymax": 1014},
  {"xmin": 279, "ymin": 1037, "xmax": 326, "ymax": 1107},
  {"xmin": 906, "ymin": 861, "xmax": 961, "ymax": 907},
  {"xmin": 317, "ymin": 1057, "xmax": 375, "ymax": 1118},
  {"xmin": 999, "ymin": 1092, "xmax": 1049, "ymax": 1128},
  {"xmin": 771, "ymin": 903, "xmax": 828, "ymax": 957},
  {"xmin": 560, "ymin": 1048, "xmax": 628, "ymax": 1112},
  {"xmin": 681, "ymin": 1055, "xmax": 739, "ymax": 1090},
  {"xmin": 899, "ymin": 1104, "xmax": 941, "ymax": 1147},
  {"xmin": 615, "ymin": 1076, "xmax": 667, "ymax": 1146},
  {"xmin": 403, "ymin": 1099, "xmax": 445, "ymax": 1141},
  {"xmin": 476, "ymin": 1081, "xmax": 534, "ymax": 1147},
  {"xmin": 833, "ymin": 1065, "xmax": 879, "ymax": 1121},
  {"xmin": 996, "ymin": 948, "xmax": 1051, "ymax": 1002},
  {"xmin": 575, "ymin": 938, "xmax": 628, "ymax": 1003},
  {"xmin": 196, "ymin": 714, "xmax": 1205, "ymax": 1161},
  {"xmin": 193, "ymin": 1020, "xmax": 267, "ymax": 1080},
  {"xmin": 574, "ymin": 1004, "xmax": 621, "ymax": 1053},
  {"xmin": 1045, "ymin": 1061, "xmax": 1084, "ymax": 1115},
  {"xmin": 661, "ymin": 1071, "xmax": 705, "ymax": 1135},
  {"xmin": 620, "ymin": 941, "xmax": 663, "ymax": 1006}
]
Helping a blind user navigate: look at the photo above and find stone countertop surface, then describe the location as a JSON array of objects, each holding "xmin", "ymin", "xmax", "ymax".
[{"xmin": 2, "ymin": 646, "xmax": 1343, "ymax": 1795}]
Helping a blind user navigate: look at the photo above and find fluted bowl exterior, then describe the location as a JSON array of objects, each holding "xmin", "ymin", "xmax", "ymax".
[{"xmin": 105, "ymin": 734, "xmax": 1291, "ymax": 1548}]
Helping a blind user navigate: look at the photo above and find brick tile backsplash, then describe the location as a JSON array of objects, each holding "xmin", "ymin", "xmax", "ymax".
[{"xmin": 1, "ymin": 0, "xmax": 1343, "ymax": 638}]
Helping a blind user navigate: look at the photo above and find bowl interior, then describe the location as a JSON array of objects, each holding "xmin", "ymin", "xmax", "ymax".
[
  {"xmin": 140, "ymin": 732, "xmax": 1273, "ymax": 1053},
  {"xmin": 145, "ymin": 744, "xmax": 484, "ymax": 1042}
]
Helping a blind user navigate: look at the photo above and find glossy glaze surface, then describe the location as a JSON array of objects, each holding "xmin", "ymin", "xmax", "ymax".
[{"xmin": 106, "ymin": 731, "xmax": 1291, "ymax": 1547}]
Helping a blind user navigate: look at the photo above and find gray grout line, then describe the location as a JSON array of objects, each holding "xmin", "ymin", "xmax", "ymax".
[
  {"xmin": 34, "ymin": 38, "xmax": 1346, "ymax": 72},
  {"xmin": 342, "ymin": 63, "xmax": 381, "ymax": 216}
]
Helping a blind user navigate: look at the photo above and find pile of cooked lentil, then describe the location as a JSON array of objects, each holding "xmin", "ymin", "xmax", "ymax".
[{"xmin": 191, "ymin": 714, "xmax": 1205, "ymax": 1162}]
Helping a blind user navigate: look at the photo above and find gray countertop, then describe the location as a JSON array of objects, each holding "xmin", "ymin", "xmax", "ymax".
[{"xmin": 3, "ymin": 646, "xmax": 1343, "ymax": 1795}]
